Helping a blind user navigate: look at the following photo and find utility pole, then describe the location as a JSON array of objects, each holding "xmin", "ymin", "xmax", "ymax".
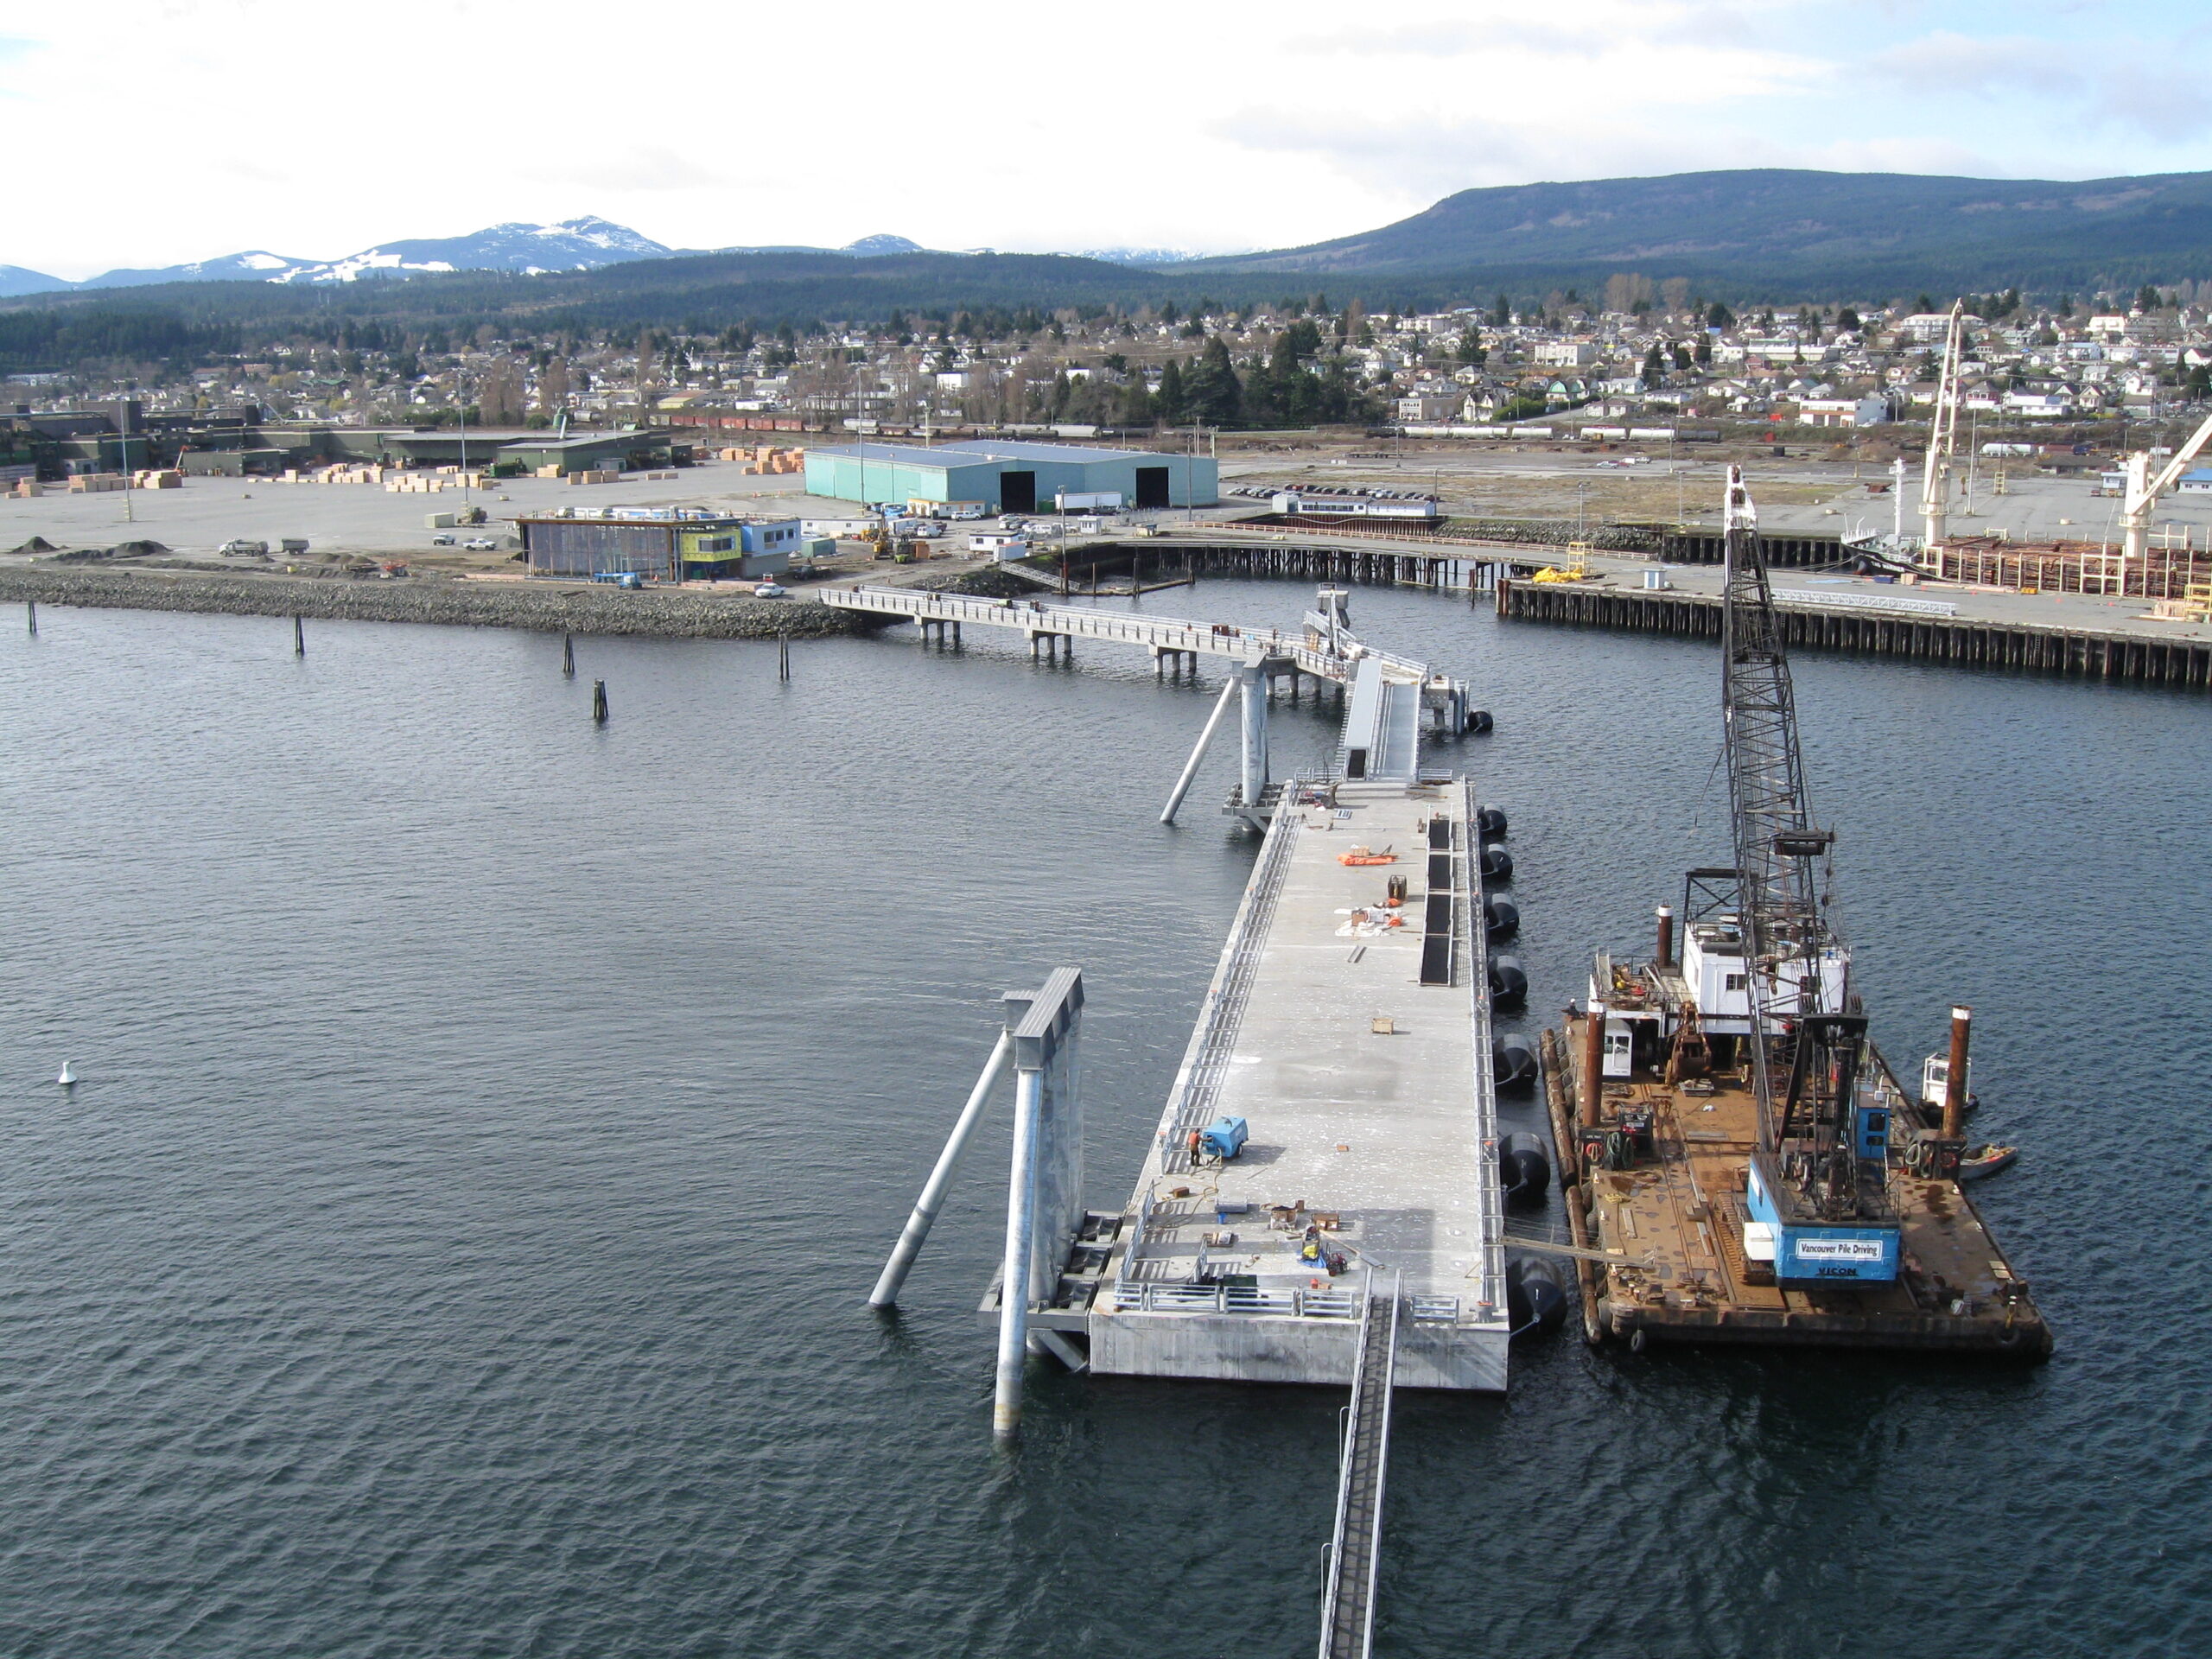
[{"xmin": 457, "ymin": 363, "xmax": 470, "ymax": 512}]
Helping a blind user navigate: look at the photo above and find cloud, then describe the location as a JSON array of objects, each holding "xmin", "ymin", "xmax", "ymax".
[
  {"xmin": 1868, "ymin": 29, "xmax": 2212, "ymax": 143},
  {"xmin": 512, "ymin": 147, "xmax": 724, "ymax": 194},
  {"xmin": 1213, "ymin": 108, "xmax": 1899, "ymax": 203}
]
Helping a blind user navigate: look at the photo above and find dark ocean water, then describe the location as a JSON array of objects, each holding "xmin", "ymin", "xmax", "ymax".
[{"xmin": 1, "ymin": 581, "xmax": 2205, "ymax": 1658}]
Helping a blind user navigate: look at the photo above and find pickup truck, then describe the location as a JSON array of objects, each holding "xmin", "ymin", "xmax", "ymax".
[{"xmin": 462, "ymin": 537, "xmax": 497, "ymax": 551}]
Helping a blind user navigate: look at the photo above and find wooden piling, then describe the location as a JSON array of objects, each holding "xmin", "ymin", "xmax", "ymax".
[
  {"xmin": 563, "ymin": 632, "xmax": 575, "ymax": 677},
  {"xmin": 293, "ymin": 614, "xmax": 305, "ymax": 657},
  {"xmin": 592, "ymin": 679, "xmax": 608, "ymax": 722},
  {"xmin": 1493, "ymin": 576, "xmax": 2212, "ymax": 693}
]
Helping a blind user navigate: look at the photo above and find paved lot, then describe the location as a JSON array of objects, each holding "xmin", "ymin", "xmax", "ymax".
[{"xmin": 0, "ymin": 461, "xmax": 838, "ymax": 569}]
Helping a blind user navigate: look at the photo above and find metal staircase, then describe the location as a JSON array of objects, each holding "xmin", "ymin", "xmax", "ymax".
[{"xmin": 1319, "ymin": 1277, "xmax": 1400, "ymax": 1659}]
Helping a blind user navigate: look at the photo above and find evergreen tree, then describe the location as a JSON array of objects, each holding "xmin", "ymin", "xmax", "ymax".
[
  {"xmin": 1184, "ymin": 335, "xmax": 1243, "ymax": 425},
  {"xmin": 1642, "ymin": 344, "xmax": 1666, "ymax": 388},
  {"xmin": 1154, "ymin": 359, "xmax": 1187, "ymax": 425}
]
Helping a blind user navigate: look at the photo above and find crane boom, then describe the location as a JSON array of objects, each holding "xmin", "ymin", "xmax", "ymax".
[
  {"xmin": 1919, "ymin": 303, "xmax": 1965, "ymax": 555},
  {"xmin": 1720, "ymin": 468, "xmax": 1896, "ymax": 1256}
]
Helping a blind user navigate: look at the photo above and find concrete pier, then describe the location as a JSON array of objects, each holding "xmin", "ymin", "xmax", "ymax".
[{"xmin": 1087, "ymin": 776, "xmax": 1510, "ymax": 1390}]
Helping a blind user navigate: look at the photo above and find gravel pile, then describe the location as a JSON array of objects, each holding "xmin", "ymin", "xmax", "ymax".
[{"xmin": 0, "ymin": 567, "xmax": 883, "ymax": 640}]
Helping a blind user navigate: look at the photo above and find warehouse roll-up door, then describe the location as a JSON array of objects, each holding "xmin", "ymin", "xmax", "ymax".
[
  {"xmin": 1135, "ymin": 466, "xmax": 1170, "ymax": 508},
  {"xmin": 1000, "ymin": 471, "xmax": 1037, "ymax": 513}
]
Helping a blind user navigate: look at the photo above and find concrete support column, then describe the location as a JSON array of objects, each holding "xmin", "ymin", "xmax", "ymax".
[
  {"xmin": 1237, "ymin": 661, "xmax": 1268, "ymax": 809},
  {"xmin": 993, "ymin": 1065, "xmax": 1043, "ymax": 1440}
]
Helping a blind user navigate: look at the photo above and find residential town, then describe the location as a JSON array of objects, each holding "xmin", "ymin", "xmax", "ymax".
[{"xmin": 9, "ymin": 281, "xmax": 2212, "ymax": 469}]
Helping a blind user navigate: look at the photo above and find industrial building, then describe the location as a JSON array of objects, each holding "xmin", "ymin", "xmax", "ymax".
[
  {"xmin": 804, "ymin": 439, "xmax": 1218, "ymax": 513},
  {"xmin": 516, "ymin": 512, "xmax": 801, "ymax": 581}
]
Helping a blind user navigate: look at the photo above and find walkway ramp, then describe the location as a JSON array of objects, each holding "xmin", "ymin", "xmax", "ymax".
[
  {"xmin": 1338, "ymin": 657, "xmax": 1423, "ymax": 783},
  {"xmin": 823, "ymin": 583, "xmax": 1451, "ymax": 693},
  {"xmin": 1319, "ymin": 1282, "xmax": 1400, "ymax": 1659}
]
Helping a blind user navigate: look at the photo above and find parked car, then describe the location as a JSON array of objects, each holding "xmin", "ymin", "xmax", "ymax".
[
  {"xmin": 753, "ymin": 582, "xmax": 787, "ymax": 598},
  {"xmin": 430, "ymin": 533, "xmax": 456, "ymax": 546}
]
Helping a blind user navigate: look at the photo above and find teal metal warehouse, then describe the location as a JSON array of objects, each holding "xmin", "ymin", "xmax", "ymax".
[{"xmin": 804, "ymin": 439, "xmax": 1217, "ymax": 513}]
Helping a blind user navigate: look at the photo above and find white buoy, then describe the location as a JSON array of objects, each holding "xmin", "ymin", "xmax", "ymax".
[{"xmin": 57, "ymin": 1059, "xmax": 77, "ymax": 1086}]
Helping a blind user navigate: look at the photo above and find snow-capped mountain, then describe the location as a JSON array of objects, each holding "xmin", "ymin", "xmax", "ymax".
[
  {"xmin": 839, "ymin": 234, "xmax": 924, "ymax": 257},
  {"xmin": 273, "ymin": 217, "xmax": 673, "ymax": 283},
  {"xmin": 6, "ymin": 218, "xmax": 677, "ymax": 296},
  {"xmin": 81, "ymin": 251, "xmax": 319, "ymax": 289},
  {"xmin": 1072, "ymin": 246, "xmax": 1211, "ymax": 266},
  {"xmin": 0, "ymin": 220, "xmax": 1194, "ymax": 296}
]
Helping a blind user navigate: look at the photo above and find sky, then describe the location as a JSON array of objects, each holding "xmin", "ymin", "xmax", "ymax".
[{"xmin": 3, "ymin": 0, "xmax": 2209, "ymax": 279}]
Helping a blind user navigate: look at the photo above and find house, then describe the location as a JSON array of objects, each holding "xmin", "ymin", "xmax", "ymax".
[
  {"xmin": 1395, "ymin": 394, "xmax": 1460, "ymax": 422},
  {"xmin": 1795, "ymin": 396, "xmax": 1889, "ymax": 428}
]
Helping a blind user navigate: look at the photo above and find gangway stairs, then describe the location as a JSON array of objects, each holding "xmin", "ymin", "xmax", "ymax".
[{"xmin": 1319, "ymin": 1277, "xmax": 1400, "ymax": 1659}]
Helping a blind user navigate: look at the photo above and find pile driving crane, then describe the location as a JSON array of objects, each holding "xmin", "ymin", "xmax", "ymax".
[
  {"xmin": 1919, "ymin": 302, "xmax": 1965, "ymax": 556},
  {"xmin": 2119, "ymin": 404, "xmax": 2212, "ymax": 579},
  {"xmin": 1720, "ymin": 466, "xmax": 1902, "ymax": 1280}
]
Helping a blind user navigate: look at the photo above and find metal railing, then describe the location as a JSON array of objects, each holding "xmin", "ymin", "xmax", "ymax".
[
  {"xmin": 1774, "ymin": 587, "xmax": 1958, "ymax": 618},
  {"xmin": 1152, "ymin": 800, "xmax": 1306, "ymax": 1174},
  {"xmin": 1319, "ymin": 1278, "xmax": 1401, "ymax": 1659},
  {"xmin": 1110, "ymin": 1279, "xmax": 1364, "ymax": 1319}
]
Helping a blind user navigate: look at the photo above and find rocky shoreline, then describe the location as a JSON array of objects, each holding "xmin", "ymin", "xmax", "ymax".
[{"xmin": 0, "ymin": 565, "xmax": 885, "ymax": 639}]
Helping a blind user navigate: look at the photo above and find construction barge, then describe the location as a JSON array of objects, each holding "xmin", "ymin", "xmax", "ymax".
[
  {"xmin": 1536, "ymin": 467, "xmax": 2051, "ymax": 1360},
  {"xmin": 1541, "ymin": 938, "xmax": 2048, "ymax": 1357}
]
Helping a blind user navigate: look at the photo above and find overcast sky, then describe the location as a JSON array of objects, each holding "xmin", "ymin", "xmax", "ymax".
[{"xmin": 3, "ymin": 0, "xmax": 2208, "ymax": 278}]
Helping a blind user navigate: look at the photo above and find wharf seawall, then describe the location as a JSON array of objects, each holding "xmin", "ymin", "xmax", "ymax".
[
  {"xmin": 1497, "ymin": 576, "xmax": 2212, "ymax": 691},
  {"xmin": 0, "ymin": 567, "xmax": 884, "ymax": 641}
]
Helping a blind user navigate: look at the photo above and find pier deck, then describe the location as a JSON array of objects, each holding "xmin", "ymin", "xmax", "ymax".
[{"xmin": 1088, "ymin": 777, "xmax": 1510, "ymax": 1390}]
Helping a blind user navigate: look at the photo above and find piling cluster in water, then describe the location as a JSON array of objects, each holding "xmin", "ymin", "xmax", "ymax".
[{"xmin": 0, "ymin": 567, "xmax": 880, "ymax": 641}]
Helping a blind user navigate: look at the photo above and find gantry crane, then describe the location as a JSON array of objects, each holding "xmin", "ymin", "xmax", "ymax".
[
  {"xmin": 2119, "ymin": 405, "xmax": 2212, "ymax": 582},
  {"xmin": 1720, "ymin": 467, "xmax": 1900, "ymax": 1267}
]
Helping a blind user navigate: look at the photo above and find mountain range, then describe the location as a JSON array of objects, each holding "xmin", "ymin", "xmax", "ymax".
[
  {"xmin": 4, "ymin": 169, "xmax": 2210, "ymax": 327},
  {"xmin": 0, "ymin": 220, "xmax": 1212, "ymax": 301},
  {"xmin": 1183, "ymin": 169, "xmax": 2212, "ymax": 294}
]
